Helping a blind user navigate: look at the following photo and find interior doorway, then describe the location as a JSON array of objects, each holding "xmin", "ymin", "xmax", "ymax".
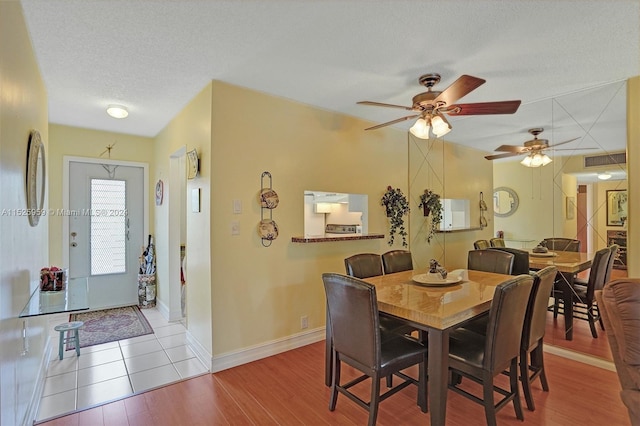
[
  {"xmin": 168, "ymin": 147, "xmax": 187, "ymax": 322},
  {"xmin": 576, "ymin": 184, "xmax": 588, "ymax": 252}
]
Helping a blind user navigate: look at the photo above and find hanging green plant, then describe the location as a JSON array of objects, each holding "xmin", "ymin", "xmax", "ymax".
[
  {"xmin": 381, "ymin": 186, "xmax": 410, "ymax": 247},
  {"xmin": 418, "ymin": 189, "xmax": 443, "ymax": 243}
]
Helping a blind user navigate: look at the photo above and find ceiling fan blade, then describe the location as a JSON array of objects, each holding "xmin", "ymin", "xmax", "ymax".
[
  {"xmin": 357, "ymin": 101, "xmax": 414, "ymax": 111},
  {"xmin": 547, "ymin": 137, "xmax": 580, "ymax": 148},
  {"xmin": 445, "ymin": 100, "xmax": 521, "ymax": 116},
  {"xmin": 494, "ymin": 144, "xmax": 528, "ymax": 153},
  {"xmin": 485, "ymin": 152, "xmax": 522, "ymax": 160},
  {"xmin": 433, "ymin": 75, "xmax": 485, "ymax": 106},
  {"xmin": 364, "ymin": 114, "xmax": 419, "ymax": 131}
]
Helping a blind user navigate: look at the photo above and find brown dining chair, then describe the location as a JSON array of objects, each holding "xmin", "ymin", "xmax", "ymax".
[
  {"xmin": 458, "ymin": 266, "xmax": 557, "ymax": 411},
  {"xmin": 488, "ymin": 247, "xmax": 530, "ymax": 275},
  {"xmin": 448, "ymin": 275, "xmax": 534, "ymax": 426},
  {"xmin": 541, "ymin": 237, "xmax": 581, "ymax": 252},
  {"xmin": 555, "ymin": 246, "xmax": 611, "ymax": 338},
  {"xmin": 468, "ymin": 249, "xmax": 514, "ymax": 275},
  {"xmin": 596, "ymin": 279, "xmax": 640, "ymax": 426},
  {"xmin": 490, "ymin": 237, "xmax": 506, "ymax": 247},
  {"xmin": 474, "ymin": 239, "xmax": 491, "ymax": 250},
  {"xmin": 343, "ymin": 252, "xmax": 417, "ymax": 384},
  {"xmin": 573, "ymin": 244, "xmax": 618, "ymax": 287},
  {"xmin": 519, "ymin": 266, "xmax": 557, "ymax": 410},
  {"xmin": 344, "ymin": 253, "xmax": 414, "ymax": 334},
  {"xmin": 322, "ymin": 273, "xmax": 428, "ymax": 426},
  {"xmin": 381, "ymin": 250, "xmax": 413, "ymax": 274},
  {"xmin": 344, "ymin": 253, "xmax": 383, "ymax": 279}
]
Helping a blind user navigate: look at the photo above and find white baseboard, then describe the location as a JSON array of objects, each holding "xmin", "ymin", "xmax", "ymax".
[
  {"xmin": 155, "ymin": 298, "xmax": 170, "ymax": 320},
  {"xmin": 544, "ymin": 344, "xmax": 615, "ymax": 372},
  {"xmin": 185, "ymin": 329, "xmax": 212, "ymax": 371},
  {"xmin": 210, "ymin": 327, "xmax": 325, "ymax": 373}
]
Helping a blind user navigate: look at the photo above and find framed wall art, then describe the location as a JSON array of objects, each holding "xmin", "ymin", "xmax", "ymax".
[{"xmin": 606, "ymin": 189, "xmax": 627, "ymax": 226}]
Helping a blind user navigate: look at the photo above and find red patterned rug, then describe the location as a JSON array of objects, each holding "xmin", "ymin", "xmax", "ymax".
[{"xmin": 67, "ymin": 305, "xmax": 154, "ymax": 349}]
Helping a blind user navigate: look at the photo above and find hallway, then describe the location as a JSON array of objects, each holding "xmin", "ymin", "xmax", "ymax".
[{"xmin": 36, "ymin": 308, "xmax": 208, "ymax": 423}]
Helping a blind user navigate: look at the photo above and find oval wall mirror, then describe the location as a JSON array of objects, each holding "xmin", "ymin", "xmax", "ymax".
[
  {"xmin": 26, "ymin": 130, "xmax": 46, "ymax": 226},
  {"xmin": 493, "ymin": 186, "xmax": 519, "ymax": 218}
]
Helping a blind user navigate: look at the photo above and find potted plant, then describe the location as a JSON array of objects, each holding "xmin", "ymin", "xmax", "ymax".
[
  {"xmin": 418, "ymin": 189, "xmax": 443, "ymax": 243},
  {"xmin": 381, "ymin": 186, "xmax": 410, "ymax": 247}
]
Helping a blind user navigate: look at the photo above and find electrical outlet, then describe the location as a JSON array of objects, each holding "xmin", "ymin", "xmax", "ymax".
[
  {"xmin": 300, "ymin": 315, "xmax": 308, "ymax": 329},
  {"xmin": 231, "ymin": 221, "xmax": 240, "ymax": 235}
]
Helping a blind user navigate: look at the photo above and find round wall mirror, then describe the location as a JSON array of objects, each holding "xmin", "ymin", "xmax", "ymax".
[
  {"xmin": 493, "ymin": 187, "xmax": 519, "ymax": 218},
  {"xmin": 26, "ymin": 130, "xmax": 46, "ymax": 226}
]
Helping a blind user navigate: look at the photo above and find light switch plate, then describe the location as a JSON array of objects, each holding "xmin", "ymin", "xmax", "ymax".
[{"xmin": 233, "ymin": 199, "xmax": 242, "ymax": 214}]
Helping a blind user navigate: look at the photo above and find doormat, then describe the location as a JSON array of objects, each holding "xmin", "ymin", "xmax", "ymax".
[{"xmin": 67, "ymin": 305, "xmax": 154, "ymax": 350}]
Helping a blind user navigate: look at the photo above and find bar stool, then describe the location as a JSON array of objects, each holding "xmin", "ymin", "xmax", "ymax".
[{"xmin": 54, "ymin": 321, "xmax": 84, "ymax": 360}]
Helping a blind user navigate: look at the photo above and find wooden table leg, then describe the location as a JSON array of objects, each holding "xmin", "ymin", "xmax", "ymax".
[
  {"xmin": 428, "ymin": 328, "xmax": 449, "ymax": 425},
  {"xmin": 559, "ymin": 272, "xmax": 574, "ymax": 340}
]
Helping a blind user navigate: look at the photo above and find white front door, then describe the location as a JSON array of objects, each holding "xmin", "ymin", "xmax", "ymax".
[{"xmin": 68, "ymin": 160, "xmax": 145, "ymax": 309}]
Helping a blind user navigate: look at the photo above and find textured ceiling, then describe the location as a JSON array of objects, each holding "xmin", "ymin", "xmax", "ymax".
[{"xmin": 20, "ymin": 0, "xmax": 640, "ymax": 169}]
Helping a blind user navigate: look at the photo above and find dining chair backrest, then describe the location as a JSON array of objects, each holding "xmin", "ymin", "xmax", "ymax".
[
  {"xmin": 323, "ymin": 273, "xmax": 379, "ymax": 368},
  {"xmin": 490, "ymin": 238, "xmax": 506, "ymax": 247},
  {"xmin": 344, "ymin": 253, "xmax": 383, "ymax": 279},
  {"xmin": 524, "ymin": 266, "xmax": 557, "ymax": 352},
  {"xmin": 468, "ymin": 249, "xmax": 515, "ymax": 275},
  {"xmin": 381, "ymin": 250, "xmax": 413, "ymax": 274},
  {"xmin": 484, "ymin": 275, "xmax": 534, "ymax": 372},
  {"xmin": 605, "ymin": 244, "xmax": 620, "ymax": 284},
  {"xmin": 541, "ymin": 237, "xmax": 581, "ymax": 252},
  {"xmin": 488, "ymin": 247, "xmax": 530, "ymax": 275},
  {"xmin": 474, "ymin": 239, "xmax": 491, "ymax": 250},
  {"xmin": 585, "ymin": 247, "xmax": 612, "ymax": 303}
]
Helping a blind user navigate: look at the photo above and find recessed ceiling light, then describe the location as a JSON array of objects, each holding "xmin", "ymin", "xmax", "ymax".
[{"xmin": 106, "ymin": 104, "xmax": 129, "ymax": 119}]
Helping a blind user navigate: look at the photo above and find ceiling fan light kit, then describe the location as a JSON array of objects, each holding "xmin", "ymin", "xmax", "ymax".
[
  {"xmin": 358, "ymin": 73, "xmax": 521, "ymax": 138},
  {"xmin": 521, "ymin": 152, "xmax": 552, "ymax": 167}
]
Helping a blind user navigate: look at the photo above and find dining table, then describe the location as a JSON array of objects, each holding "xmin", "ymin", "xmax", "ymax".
[
  {"xmin": 324, "ymin": 268, "xmax": 514, "ymax": 426},
  {"xmin": 528, "ymin": 249, "xmax": 592, "ymax": 340}
]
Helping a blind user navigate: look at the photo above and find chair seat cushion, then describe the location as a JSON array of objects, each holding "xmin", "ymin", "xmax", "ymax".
[
  {"xmin": 448, "ymin": 328, "xmax": 486, "ymax": 369},
  {"xmin": 380, "ymin": 335, "xmax": 428, "ymax": 374}
]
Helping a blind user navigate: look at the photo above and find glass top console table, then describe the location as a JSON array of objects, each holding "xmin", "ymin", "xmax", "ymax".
[{"xmin": 19, "ymin": 277, "xmax": 89, "ymax": 318}]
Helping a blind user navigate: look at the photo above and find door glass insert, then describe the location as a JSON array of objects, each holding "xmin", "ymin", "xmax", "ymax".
[{"xmin": 90, "ymin": 179, "xmax": 127, "ymax": 275}]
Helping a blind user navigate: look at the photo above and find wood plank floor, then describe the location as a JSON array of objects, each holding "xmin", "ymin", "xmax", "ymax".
[{"xmin": 37, "ymin": 340, "xmax": 630, "ymax": 426}]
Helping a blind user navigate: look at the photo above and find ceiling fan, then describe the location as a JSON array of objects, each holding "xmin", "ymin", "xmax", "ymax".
[
  {"xmin": 484, "ymin": 128, "xmax": 581, "ymax": 167},
  {"xmin": 357, "ymin": 73, "xmax": 521, "ymax": 138}
]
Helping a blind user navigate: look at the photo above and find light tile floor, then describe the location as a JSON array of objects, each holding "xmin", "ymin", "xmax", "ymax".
[{"xmin": 37, "ymin": 307, "xmax": 209, "ymax": 422}]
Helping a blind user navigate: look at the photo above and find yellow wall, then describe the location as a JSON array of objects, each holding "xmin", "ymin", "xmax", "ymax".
[
  {"xmin": 47, "ymin": 124, "xmax": 154, "ymax": 266},
  {"xmin": 0, "ymin": 3, "xmax": 49, "ymax": 424},
  {"xmin": 206, "ymin": 80, "xmax": 407, "ymax": 356}
]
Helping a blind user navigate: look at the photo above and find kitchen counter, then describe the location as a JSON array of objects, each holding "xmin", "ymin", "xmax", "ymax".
[{"xmin": 291, "ymin": 233, "xmax": 385, "ymax": 243}]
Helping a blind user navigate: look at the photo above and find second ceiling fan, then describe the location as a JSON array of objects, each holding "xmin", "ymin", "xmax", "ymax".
[
  {"xmin": 357, "ymin": 73, "xmax": 521, "ymax": 138},
  {"xmin": 485, "ymin": 128, "xmax": 581, "ymax": 167}
]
